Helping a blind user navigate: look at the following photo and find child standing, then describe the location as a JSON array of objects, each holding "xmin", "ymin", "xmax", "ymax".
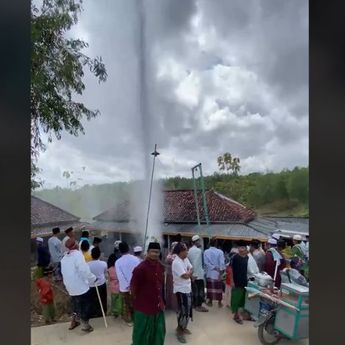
[
  {"xmin": 107, "ymin": 254, "xmax": 122, "ymax": 318},
  {"xmin": 36, "ymin": 267, "xmax": 56, "ymax": 324}
]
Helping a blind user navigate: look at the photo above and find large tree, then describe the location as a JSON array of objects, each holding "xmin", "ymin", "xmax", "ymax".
[{"xmin": 31, "ymin": 0, "xmax": 107, "ymax": 189}]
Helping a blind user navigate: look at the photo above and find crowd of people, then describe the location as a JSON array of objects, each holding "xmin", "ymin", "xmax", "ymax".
[{"xmin": 33, "ymin": 227, "xmax": 309, "ymax": 344}]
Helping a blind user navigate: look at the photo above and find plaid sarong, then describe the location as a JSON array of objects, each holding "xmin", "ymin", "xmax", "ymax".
[
  {"xmin": 121, "ymin": 291, "xmax": 133, "ymax": 323},
  {"xmin": 206, "ymin": 278, "xmax": 223, "ymax": 301}
]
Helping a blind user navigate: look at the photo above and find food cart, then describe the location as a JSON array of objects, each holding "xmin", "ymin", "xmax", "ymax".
[{"xmin": 245, "ymin": 281, "xmax": 309, "ymax": 344}]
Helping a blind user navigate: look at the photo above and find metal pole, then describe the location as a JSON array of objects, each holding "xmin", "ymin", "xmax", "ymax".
[
  {"xmin": 192, "ymin": 167, "xmax": 201, "ymax": 226},
  {"xmin": 143, "ymin": 144, "xmax": 160, "ymax": 250},
  {"xmin": 198, "ymin": 164, "xmax": 210, "ymax": 227}
]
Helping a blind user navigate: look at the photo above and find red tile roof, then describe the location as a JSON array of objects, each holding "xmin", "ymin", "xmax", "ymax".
[{"xmin": 94, "ymin": 190, "xmax": 256, "ymax": 224}]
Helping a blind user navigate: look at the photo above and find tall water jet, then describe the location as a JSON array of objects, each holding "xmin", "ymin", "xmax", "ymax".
[{"xmin": 129, "ymin": 0, "xmax": 163, "ymax": 250}]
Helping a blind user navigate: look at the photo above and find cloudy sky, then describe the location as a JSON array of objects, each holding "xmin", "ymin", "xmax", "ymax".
[{"xmin": 37, "ymin": 0, "xmax": 308, "ymax": 189}]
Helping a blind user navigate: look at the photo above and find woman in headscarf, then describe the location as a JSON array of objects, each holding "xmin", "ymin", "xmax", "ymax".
[{"xmin": 165, "ymin": 241, "xmax": 178, "ymax": 311}]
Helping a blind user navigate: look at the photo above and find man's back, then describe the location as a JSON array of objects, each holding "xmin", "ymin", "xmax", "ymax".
[
  {"xmin": 37, "ymin": 245, "xmax": 51, "ymax": 267},
  {"xmin": 204, "ymin": 247, "xmax": 225, "ymax": 279},
  {"xmin": 188, "ymin": 246, "xmax": 204, "ymax": 279},
  {"xmin": 48, "ymin": 236, "xmax": 62, "ymax": 263},
  {"xmin": 115, "ymin": 254, "xmax": 141, "ymax": 292},
  {"xmin": 61, "ymin": 250, "xmax": 95, "ymax": 296}
]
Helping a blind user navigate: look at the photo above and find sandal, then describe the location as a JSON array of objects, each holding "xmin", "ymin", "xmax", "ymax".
[
  {"xmin": 234, "ymin": 317, "xmax": 243, "ymax": 325},
  {"xmin": 68, "ymin": 321, "xmax": 80, "ymax": 330},
  {"xmin": 176, "ymin": 334, "xmax": 187, "ymax": 343}
]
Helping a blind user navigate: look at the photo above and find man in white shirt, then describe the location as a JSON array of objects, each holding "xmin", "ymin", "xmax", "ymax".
[
  {"xmin": 88, "ymin": 247, "xmax": 108, "ymax": 318},
  {"xmin": 249, "ymin": 240, "xmax": 266, "ymax": 272},
  {"xmin": 115, "ymin": 241, "xmax": 141, "ymax": 325},
  {"xmin": 172, "ymin": 242, "xmax": 193, "ymax": 344},
  {"xmin": 247, "ymin": 251, "xmax": 260, "ymax": 280},
  {"xmin": 60, "ymin": 239, "xmax": 97, "ymax": 333},
  {"xmin": 188, "ymin": 235, "xmax": 208, "ymax": 312},
  {"xmin": 204, "ymin": 238, "xmax": 225, "ymax": 307},
  {"xmin": 47, "ymin": 227, "xmax": 63, "ymax": 281}
]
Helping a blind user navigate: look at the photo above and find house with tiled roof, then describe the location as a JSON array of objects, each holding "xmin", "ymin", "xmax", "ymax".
[
  {"xmin": 90, "ymin": 190, "xmax": 285, "ymax": 248},
  {"xmin": 31, "ymin": 196, "xmax": 83, "ymax": 238}
]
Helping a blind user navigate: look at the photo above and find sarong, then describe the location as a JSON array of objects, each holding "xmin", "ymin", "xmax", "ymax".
[
  {"xmin": 206, "ymin": 278, "xmax": 223, "ymax": 301},
  {"xmin": 230, "ymin": 287, "xmax": 246, "ymax": 313},
  {"xmin": 192, "ymin": 279, "xmax": 205, "ymax": 307},
  {"xmin": 111, "ymin": 293, "xmax": 123, "ymax": 317},
  {"xmin": 165, "ymin": 273, "xmax": 178, "ymax": 311},
  {"xmin": 42, "ymin": 303, "xmax": 55, "ymax": 321},
  {"xmin": 176, "ymin": 292, "xmax": 193, "ymax": 330},
  {"xmin": 132, "ymin": 310, "xmax": 166, "ymax": 345},
  {"xmin": 121, "ymin": 291, "xmax": 133, "ymax": 322}
]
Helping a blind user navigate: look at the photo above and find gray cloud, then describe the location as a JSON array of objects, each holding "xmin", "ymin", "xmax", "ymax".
[{"xmin": 37, "ymin": 0, "xmax": 308, "ymax": 188}]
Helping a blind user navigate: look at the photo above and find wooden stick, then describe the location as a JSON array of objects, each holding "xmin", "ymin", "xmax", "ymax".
[{"xmin": 95, "ymin": 284, "xmax": 108, "ymax": 328}]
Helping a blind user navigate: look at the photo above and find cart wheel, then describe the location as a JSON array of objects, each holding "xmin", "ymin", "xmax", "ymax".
[{"xmin": 258, "ymin": 319, "xmax": 281, "ymax": 345}]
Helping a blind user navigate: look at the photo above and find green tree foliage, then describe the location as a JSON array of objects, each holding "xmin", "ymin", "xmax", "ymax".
[
  {"xmin": 31, "ymin": 0, "xmax": 107, "ymax": 190},
  {"xmin": 217, "ymin": 153, "xmax": 240, "ymax": 176},
  {"xmin": 33, "ymin": 167, "xmax": 309, "ymax": 218},
  {"xmin": 286, "ymin": 167, "xmax": 309, "ymax": 204}
]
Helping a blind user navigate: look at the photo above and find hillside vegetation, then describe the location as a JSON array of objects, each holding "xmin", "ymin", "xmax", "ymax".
[{"xmin": 34, "ymin": 167, "xmax": 308, "ymax": 219}]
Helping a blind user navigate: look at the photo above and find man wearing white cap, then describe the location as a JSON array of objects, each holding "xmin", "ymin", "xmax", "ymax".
[
  {"xmin": 133, "ymin": 246, "xmax": 143, "ymax": 261},
  {"xmin": 272, "ymin": 233, "xmax": 281, "ymax": 241},
  {"xmin": 188, "ymin": 235, "xmax": 208, "ymax": 312},
  {"xmin": 264, "ymin": 239, "xmax": 286, "ymax": 288},
  {"xmin": 292, "ymin": 234, "xmax": 309, "ymax": 279}
]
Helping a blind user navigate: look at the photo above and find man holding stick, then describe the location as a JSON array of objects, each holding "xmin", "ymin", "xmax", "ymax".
[{"xmin": 61, "ymin": 239, "xmax": 97, "ymax": 333}]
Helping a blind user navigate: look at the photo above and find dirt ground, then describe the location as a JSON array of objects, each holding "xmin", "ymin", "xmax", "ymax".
[{"xmin": 31, "ymin": 305, "xmax": 309, "ymax": 345}]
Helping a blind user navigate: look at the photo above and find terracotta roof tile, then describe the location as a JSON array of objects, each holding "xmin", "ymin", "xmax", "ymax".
[
  {"xmin": 94, "ymin": 190, "xmax": 256, "ymax": 224},
  {"xmin": 31, "ymin": 196, "xmax": 80, "ymax": 226}
]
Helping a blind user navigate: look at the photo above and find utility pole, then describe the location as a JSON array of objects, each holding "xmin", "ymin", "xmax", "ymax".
[
  {"xmin": 191, "ymin": 163, "xmax": 211, "ymax": 238},
  {"xmin": 143, "ymin": 144, "xmax": 160, "ymax": 250}
]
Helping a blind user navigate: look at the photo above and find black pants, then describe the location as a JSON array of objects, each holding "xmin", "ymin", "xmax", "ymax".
[
  {"xmin": 89, "ymin": 283, "xmax": 107, "ymax": 318},
  {"xmin": 71, "ymin": 289, "xmax": 92, "ymax": 323},
  {"xmin": 192, "ymin": 279, "xmax": 205, "ymax": 307},
  {"xmin": 176, "ymin": 292, "xmax": 193, "ymax": 330}
]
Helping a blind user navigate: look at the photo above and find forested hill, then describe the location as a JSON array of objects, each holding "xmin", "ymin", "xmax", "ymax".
[{"xmin": 33, "ymin": 167, "xmax": 308, "ymax": 220}]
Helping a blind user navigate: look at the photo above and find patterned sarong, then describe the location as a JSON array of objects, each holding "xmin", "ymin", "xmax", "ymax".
[
  {"xmin": 121, "ymin": 291, "xmax": 133, "ymax": 322},
  {"xmin": 206, "ymin": 278, "xmax": 223, "ymax": 301},
  {"xmin": 132, "ymin": 311, "xmax": 166, "ymax": 345},
  {"xmin": 176, "ymin": 292, "xmax": 193, "ymax": 330},
  {"xmin": 111, "ymin": 293, "xmax": 123, "ymax": 317}
]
